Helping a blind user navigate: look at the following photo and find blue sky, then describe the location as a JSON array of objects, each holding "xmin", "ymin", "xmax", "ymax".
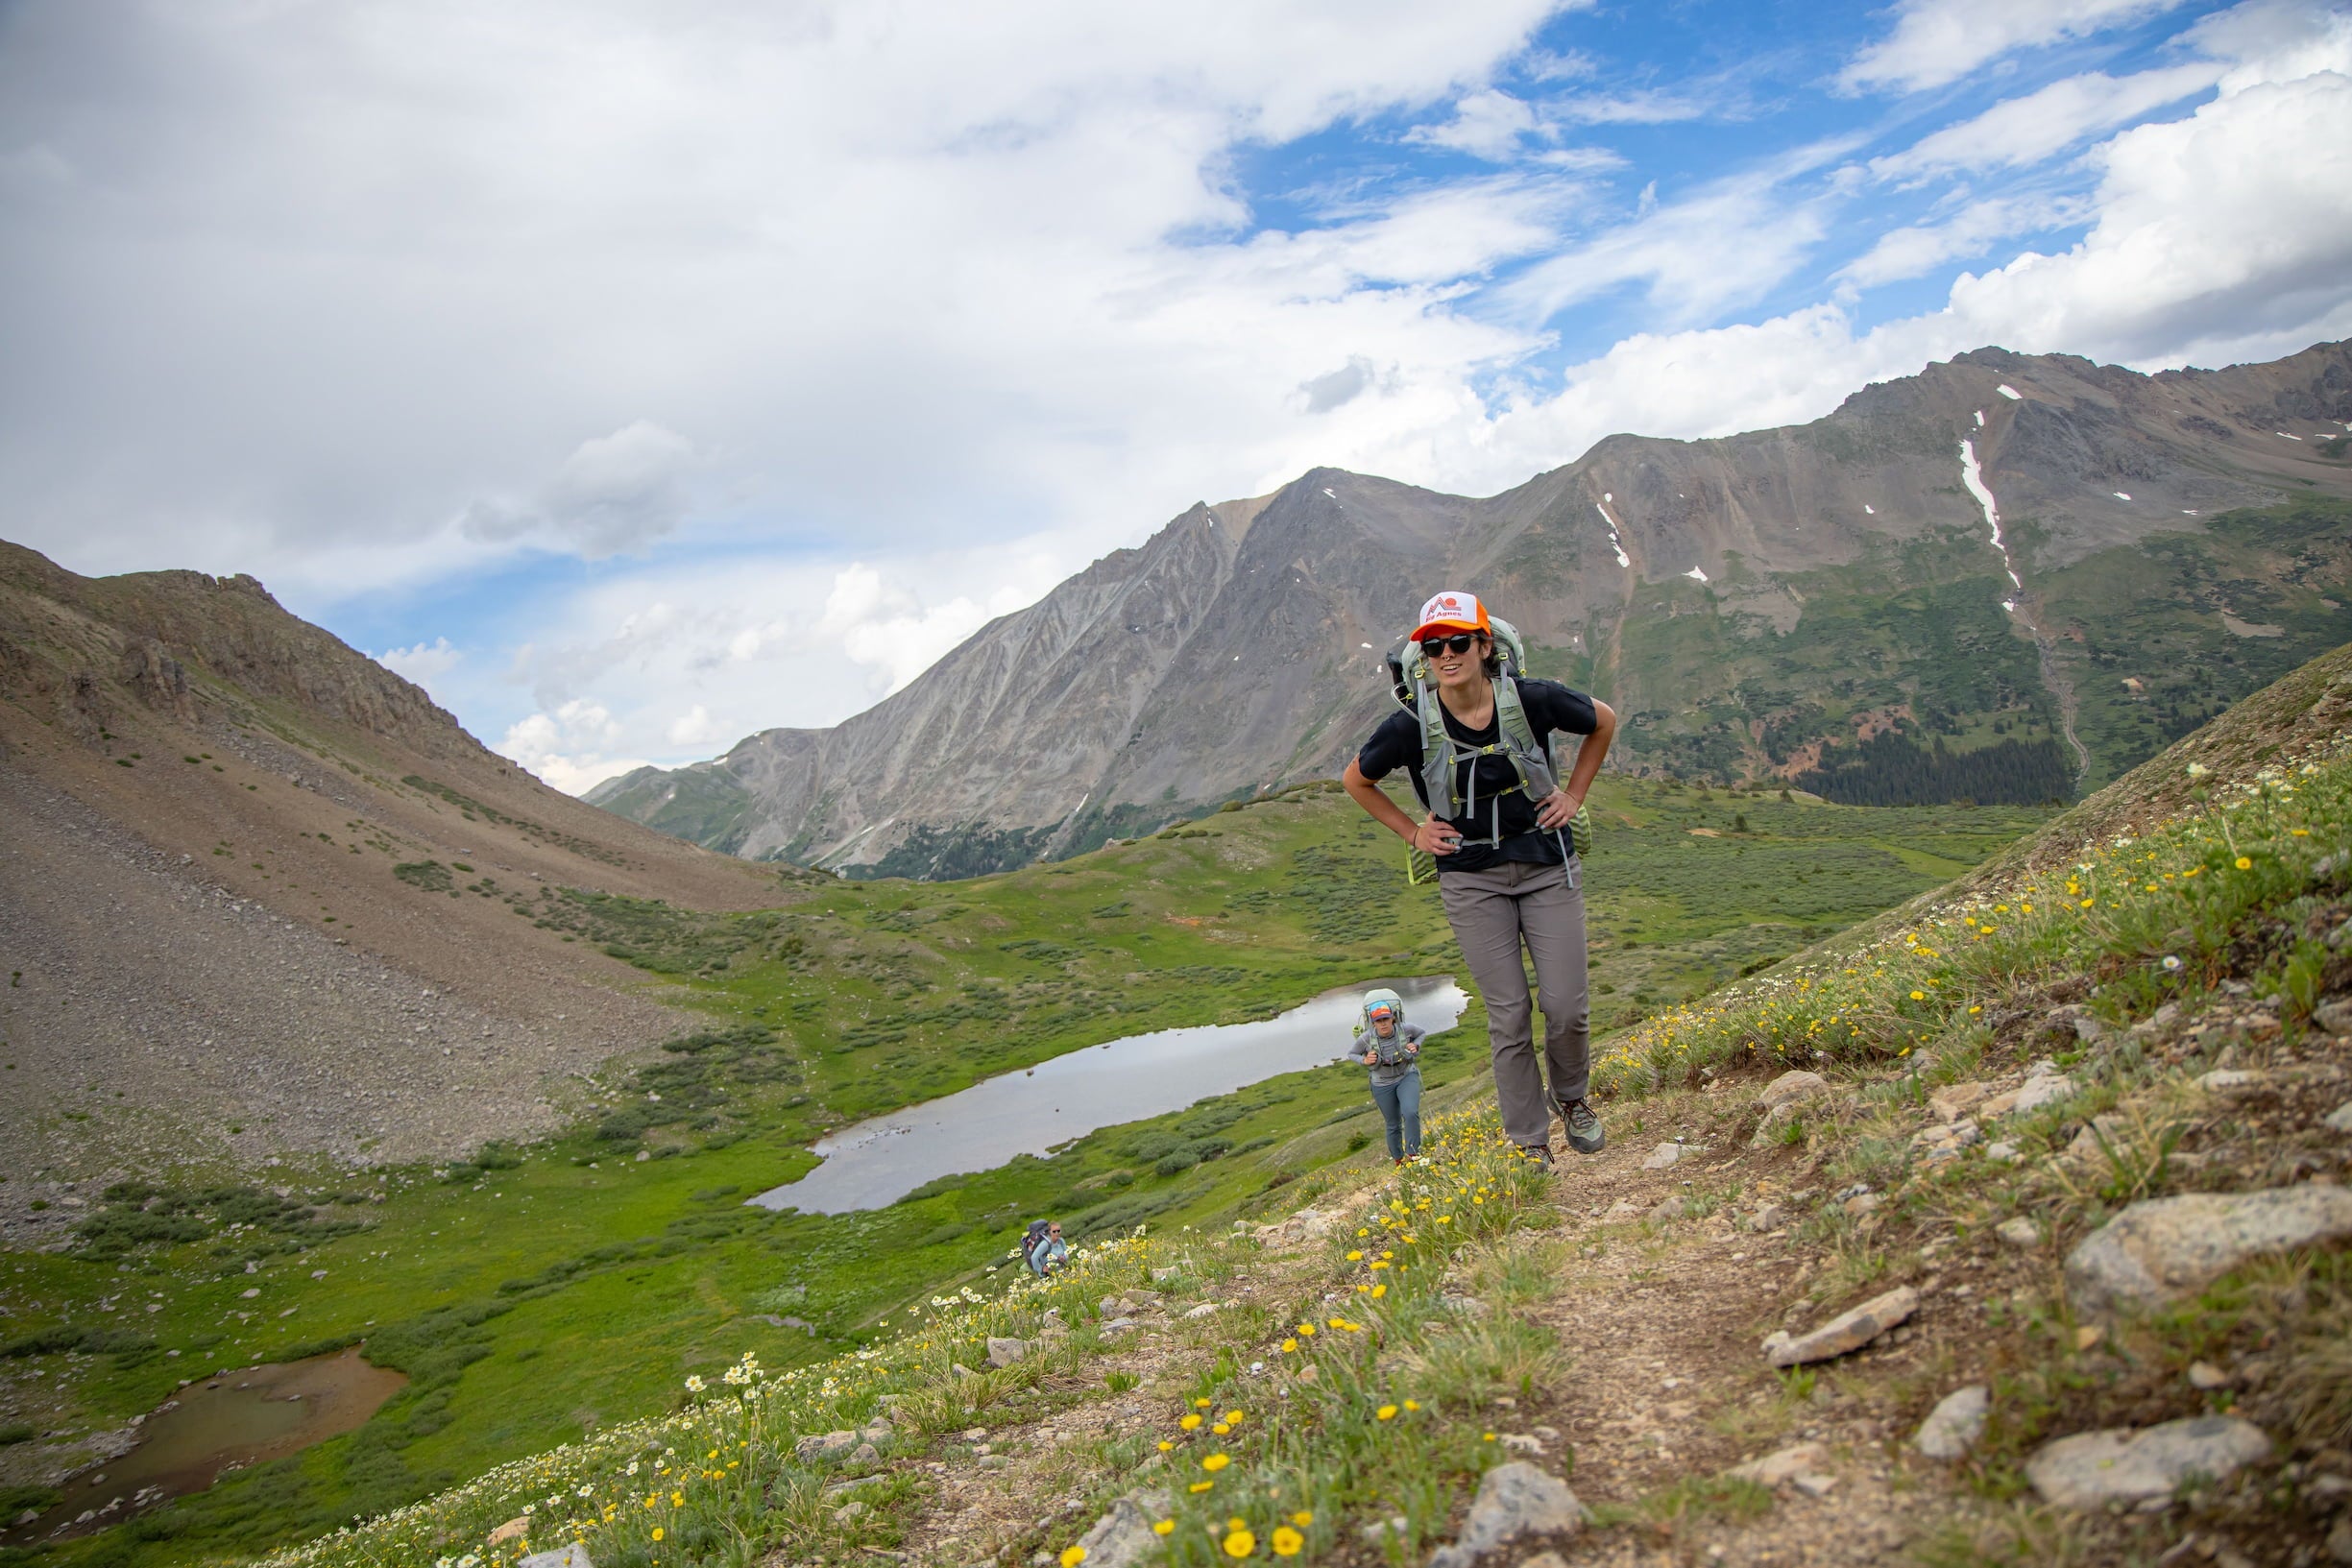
[{"xmin": 3, "ymin": 0, "xmax": 2347, "ymax": 790}]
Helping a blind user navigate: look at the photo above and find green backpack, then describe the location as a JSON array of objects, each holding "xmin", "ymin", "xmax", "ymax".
[{"xmin": 1386, "ymin": 615, "xmax": 1592, "ymax": 884}]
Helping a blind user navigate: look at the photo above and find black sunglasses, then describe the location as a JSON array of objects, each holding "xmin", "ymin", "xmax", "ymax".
[{"xmin": 1418, "ymin": 633, "xmax": 1481, "ymax": 656}]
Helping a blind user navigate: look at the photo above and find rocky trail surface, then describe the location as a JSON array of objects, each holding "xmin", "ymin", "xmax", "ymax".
[{"xmin": 782, "ymin": 998, "xmax": 2352, "ymax": 1568}]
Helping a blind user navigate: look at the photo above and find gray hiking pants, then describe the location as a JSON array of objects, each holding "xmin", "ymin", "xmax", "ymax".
[{"xmin": 1439, "ymin": 858, "xmax": 1590, "ymax": 1150}]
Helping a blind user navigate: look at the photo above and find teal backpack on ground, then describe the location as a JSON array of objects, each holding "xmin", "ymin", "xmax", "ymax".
[
  {"xmin": 1353, "ymin": 988, "xmax": 1414, "ymax": 1067},
  {"xmin": 1387, "ymin": 615, "xmax": 1592, "ymax": 883}
]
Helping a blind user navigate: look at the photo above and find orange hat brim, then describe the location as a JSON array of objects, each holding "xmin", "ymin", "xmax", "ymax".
[{"xmin": 1409, "ymin": 616, "xmax": 1487, "ymax": 642}]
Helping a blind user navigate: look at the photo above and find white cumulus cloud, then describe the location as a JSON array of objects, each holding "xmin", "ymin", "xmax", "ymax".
[
  {"xmin": 1869, "ymin": 64, "xmax": 2222, "ymax": 180},
  {"xmin": 498, "ymin": 699, "xmax": 649, "ymax": 797},
  {"xmin": 374, "ymin": 636, "xmax": 461, "ymax": 692},
  {"xmin": 1843, "ymin": 0, "xmax": 2194, "ymax": 93}
]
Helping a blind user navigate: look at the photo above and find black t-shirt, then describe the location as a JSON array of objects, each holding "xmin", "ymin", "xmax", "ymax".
[{"xmin": 1357, "ymin": 677, "xmax": 1599, "ymax": 874}]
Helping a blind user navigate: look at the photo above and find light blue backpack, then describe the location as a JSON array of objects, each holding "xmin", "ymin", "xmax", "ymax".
[{"xmin": 1353, "ymin": 988, "xmax": 1412, "ymax": 1068}]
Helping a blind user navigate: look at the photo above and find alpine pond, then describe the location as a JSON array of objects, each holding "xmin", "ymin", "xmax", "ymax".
[{"xmin": 752, "ymin": 977, "xmax": 1467, "ymax": 1213}]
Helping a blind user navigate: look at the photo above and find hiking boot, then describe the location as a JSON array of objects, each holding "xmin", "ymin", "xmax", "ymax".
[
  {"xmin": 1518, "ymin": 1143, "xmax": 1554, "ymax": 1168},
  {"xmin": 1560, "ymin": 1098, "xmax": 1605, "ymax": 1155}
]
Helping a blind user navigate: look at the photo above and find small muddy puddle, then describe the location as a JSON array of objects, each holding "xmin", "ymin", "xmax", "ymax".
[
  {"xmin": 7, "ymin": 1346, "xmax": 406, "ymax": 1544},
  {"xmin": 753, "ymin": 975, "xmax": 1467, "ymax": 1214}
]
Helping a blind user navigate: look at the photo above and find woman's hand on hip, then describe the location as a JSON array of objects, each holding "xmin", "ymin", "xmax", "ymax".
[
  {"xmin": 1412, "ymin": 817, "xmax": 1462, "ymax": 856},
  {"xmin": 1534, "ymin": 789, "xmax": 1582, "ymax": 830}
]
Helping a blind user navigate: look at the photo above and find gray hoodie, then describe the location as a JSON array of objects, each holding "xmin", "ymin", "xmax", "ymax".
[{"xmin": 1356, "ymin": 1023, "xmax": 1425, "ymax": 1087}]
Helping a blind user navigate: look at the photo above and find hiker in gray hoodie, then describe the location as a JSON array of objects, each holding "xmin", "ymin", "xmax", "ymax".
[{"xmin": 1353, "ymin": 988, "xmax": 1424, "ymax": 1163}]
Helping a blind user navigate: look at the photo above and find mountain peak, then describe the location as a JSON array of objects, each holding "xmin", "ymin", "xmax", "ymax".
[{"xmin": 594, "ymin": 340, "xmax": 2352, "ymax": 877}]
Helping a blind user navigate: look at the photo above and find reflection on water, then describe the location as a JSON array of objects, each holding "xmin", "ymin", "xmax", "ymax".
[
  {"xmin": 752, "ymin": 976, "xmax": 1467, "ymax": 1215},
  {"xmin": 7, "ymin": 1346, "xmax": 406, "ymax": 1545}
]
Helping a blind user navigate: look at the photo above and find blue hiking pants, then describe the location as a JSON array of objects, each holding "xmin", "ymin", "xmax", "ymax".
[{"xmin": 1370, "ymin": 1066, "xmax": 1422, "ymax": 1160}]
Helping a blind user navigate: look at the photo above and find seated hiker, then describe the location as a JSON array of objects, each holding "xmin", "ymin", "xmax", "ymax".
[
  {"xmin": 1352, "ymin": 987, "xmax": 1424, "ymax": 1163},
  {"xmin": 1023, "ymin": 1218, "xmax": 1069, "ymax": 1276},
  {"xmin": 1341, "ymin": 590, "xmax": 1617, "ymax": 1169}
]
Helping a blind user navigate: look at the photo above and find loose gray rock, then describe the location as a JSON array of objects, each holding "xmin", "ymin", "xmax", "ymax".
[
  {"xmin": 1182, "ymin": 1302, "xmax": 1220, "ymax": 1319},
  {"xmin": 1762, "ymin": 1286, "xmax": 1918, "ymax": 1367},
  {"xmin": 1985, "ymin": 1140, "xmax": 2024, "ymax": 1164},
  {"xmin": 793, "ymin": 1430, "xmax": 858, "ymax": 1460},
  {"xmin": 1911, "ymin": 1120, "xmax": 1980, "ymax": 1162},
  {"xmin": 1646, "ymin": 1195, "xmax": 1685, "ymax": 1224},
  {"xmin": 1914, "ymin": 1386, "xmax": 1989, "ymax": 1460},
  {"xmin": 860, "ymin": 1417, "xmax": 894, "ymax": 1441},
  {"xmin": 1997, "ymin": 1217, "xmax": 2041, "ymax": 1247},
  {"xmin": 2324, "ymin": 1100, "xmax": 2352, "ymax": 1134},
  {"xmin": 851, "ymin": 1441, "xmax": 880, "ymax": 1464},
  {"xmin": 2188, "ymin": 1362, "xmax": 2231, "ymax": 1390},
  {"xmin": 1066, "ymin": 1498, "xmax": 1160, "ymax": 1568},
  {"xmin": 1746, "ymin": 1201, "xmax": 1787, "ymax": 1232},
  {"xmin": 833, "ymin": 1500, "xmax": 867, "ymax": 1524},
  {"xmin": 2067, "ymin": 1186, "xmax": 2352, "ymax": 1315},
  {"xmin": 2197, "ymin": 1069, "xmax": 2267, "ymax": 1092},
  {"xmin": 986, "ymin": 1336, "xmax": 1029, "ymax": 1368},
  {"xmin": 1641, "ymin": 1142, "xmax": 1682, "ymax": 1170},
  {"xmin": 2066, "ymin": 1114, "xmax": 2127, "ymax": 1162},
  {"xmin": 1730, "ymin": 1441, "xmax": 1828, "ymax": 1487},
  {"xmin": 1757, "ymin": 1070, "xmax": 1831, "ymax": 1110},
  {"xmin": 2313, "ymin": 999, "xmax": 2352, "ymax": 1036},
  {"xmin": 1988, "ymin": 1071, "xmax": 2076, "ymax": 1119},
  {"xmin": 519, "ymin": 1547, "xmax": 594, "ymax": 1568},
  {"xmin": 1425, "ymin": 1460, "xmax": 1588, "ymax": 1568},
  {"xmin": 2025, "ymin": 1415, "xmax": 2269, "ymax": 1508},
  {"xmin": 1751, "ymin": 1102, "xmax": 1804, "ymax": 1147},
  {"xmin": 1928, "ymin": 1082, "xmax": 1991, "ymax": 1122}
]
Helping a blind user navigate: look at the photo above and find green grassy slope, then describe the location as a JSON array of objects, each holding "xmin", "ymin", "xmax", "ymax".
[
  {"xmin": 0, "ymin": 780, "xmax": 2049, "ymax": 1568},
  {"xmin": 186, "ymin": 639, "xmax": 2352, "ymax": 1568},
  {"xmin": 1583, "ymin": 496, "xmax": 2352, "ymax": 797}
]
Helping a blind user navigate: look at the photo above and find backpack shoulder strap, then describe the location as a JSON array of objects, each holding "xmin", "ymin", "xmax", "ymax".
[{"xmin": 1493, "ymin": 677, "xmax": 1558, "ymax": 799}]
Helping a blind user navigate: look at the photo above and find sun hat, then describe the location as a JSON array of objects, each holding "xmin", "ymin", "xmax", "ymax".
[{"xmin": 1409, "ymin": 590, "xmax": 1491, "ymax": 643}]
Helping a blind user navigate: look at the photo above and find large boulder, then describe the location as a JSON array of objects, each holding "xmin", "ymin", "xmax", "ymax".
[
  {"xmin": 2025, "ymin": 1416, "xmax": 2269, "ymax": 1508},
  {"xmin": 1425, "ymin": 1461, "xmax": 1588, "ymax": 1568},
  {"xmin": 2066, "ymin": 1187, "xmax": 2352, "ymax": 1315}
]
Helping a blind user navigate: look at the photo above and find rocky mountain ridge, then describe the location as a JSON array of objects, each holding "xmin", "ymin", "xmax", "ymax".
[
  {"xmin": 594, "ymin": 341, "xmax": 2352, "ymax": 878},
  {"xmin": 0, "ymin": 542, "xmax": 792, "ymax": 1202}
]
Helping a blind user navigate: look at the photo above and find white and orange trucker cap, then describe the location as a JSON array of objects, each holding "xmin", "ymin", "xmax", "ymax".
[{"xmin": 1410, "ymin": 590, "xmax": 1491, "ymax": 642}]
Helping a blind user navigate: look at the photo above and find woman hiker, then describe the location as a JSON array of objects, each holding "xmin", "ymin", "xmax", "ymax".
[{"xmin": 1341, "ymin": 590, "xmax": 1617, "ymax": 1167}]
